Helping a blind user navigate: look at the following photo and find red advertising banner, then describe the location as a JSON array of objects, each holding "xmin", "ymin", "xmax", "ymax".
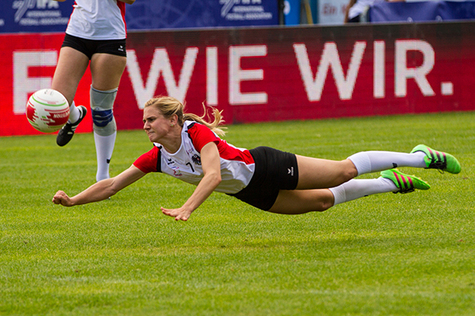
[
  {"xmin": 1, "ymin": 22, "xmax": 475, "ymax": 136},
  {"xmin": 0, "ymin": 33, "xmax": 93, "ymax": 136}
]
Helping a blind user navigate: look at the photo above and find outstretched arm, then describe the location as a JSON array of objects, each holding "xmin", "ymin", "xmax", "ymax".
[
  {"xmin": 161, "ymin": 142, "xmax": 222, "ymax": 221},
  {"xmin": 52, "ymin": 165, "xmax": 146, "ymax": 206}
]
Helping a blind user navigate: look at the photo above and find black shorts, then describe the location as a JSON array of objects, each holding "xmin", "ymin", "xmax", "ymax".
[
  {"xmin": 61, "ymin": 33, "xmax": 127, "ymax": 60},
  {"xmin": 228, "ymin": 146, "xmax": 299, "ymax": 211}
]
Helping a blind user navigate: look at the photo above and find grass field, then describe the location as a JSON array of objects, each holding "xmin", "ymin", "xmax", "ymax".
[{"xmin": 0, "ymin": 112, "xmax": 474, "ymax": 316}]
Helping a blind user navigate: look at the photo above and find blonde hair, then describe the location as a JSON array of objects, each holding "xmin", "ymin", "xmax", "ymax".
[{"xmin": 144, "ymin": 96, "xmax": 226, "ymax": 136}]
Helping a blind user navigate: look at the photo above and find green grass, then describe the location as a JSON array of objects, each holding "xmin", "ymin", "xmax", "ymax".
[{"xmin": 0, "ymin": 112, "xmax": 474, "ymax": 316}]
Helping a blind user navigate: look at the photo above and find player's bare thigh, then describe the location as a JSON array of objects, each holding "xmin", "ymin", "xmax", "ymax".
[
  {"xmin": 295, "ymin": 155, "xmax": 357, "ymax": 189},
  {"xmin": 268, "ymin": 188, "xmax": 334, "ymax": 214},
  {"xmin": 90, "ymin": 53, "xmax": 127, "ymax": 91},
  {"xmin": 51, "ymin": 47, "xmax": 89, "ymax": 105}
]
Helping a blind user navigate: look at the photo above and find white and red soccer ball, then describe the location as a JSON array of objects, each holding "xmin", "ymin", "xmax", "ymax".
[{"xmin": 26, "ymin": 89, "xmax": 70, "ymax": 133}]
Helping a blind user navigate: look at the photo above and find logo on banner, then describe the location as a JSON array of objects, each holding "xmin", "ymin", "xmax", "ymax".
[
  {"xmin": 220, "ymin": 0, "xmax": 273, "ymax": 21},
  {"xmin": 12, "ymin": 0, "xmax": 68, "ymax": 26}
]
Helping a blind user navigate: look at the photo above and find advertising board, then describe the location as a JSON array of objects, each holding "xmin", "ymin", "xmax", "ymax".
[{"xmin": 2, "ymin": 22, "xmax": 474, "ymax": 136}]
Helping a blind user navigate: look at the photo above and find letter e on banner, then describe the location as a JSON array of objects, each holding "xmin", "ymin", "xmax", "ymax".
[
  {"xmin": 13, "ymin": 51, "xmax": 57, "ymax": 114},
  {"xmin": 229, "ymin": 45, "xmax": 268, "ymax": 105}
]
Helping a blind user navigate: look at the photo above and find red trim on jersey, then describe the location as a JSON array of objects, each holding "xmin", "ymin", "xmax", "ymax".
[
  {"xmin": 117, "ymin": 1, "xmax": 127, "ymax": 37},
  {"xmin": 134, "ymin": 146, "xmax": 159, "ymax": 173},
  {"xmin": 186, "ymin": 123, "xmax": 220, "ymax": 152},
  {"xmin": 217, "ymin": 141, "xmax": 254, "ymax": 164},
  {"xmin": 187, "ymin": 123, "xmax": 254, "ymax": 165},
  {"xmin": 69, "ymin": 2, "xmax": 77, "ymax": 26}
]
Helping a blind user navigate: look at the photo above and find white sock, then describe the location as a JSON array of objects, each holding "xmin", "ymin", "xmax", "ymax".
[
  {"xmin": 329, "ymin": 178, "xmax": 397, "ymax": 205},
  {"xmin": 94, "ymin": 132, "xmax": 116, "ymax": 182},
  {"xmin": 348, "ymin": 151, "xmax": 427, "ymax": 175},
  {"xmin": 68, "ymin": 101, "xmax": 81, "ymax": 123}
]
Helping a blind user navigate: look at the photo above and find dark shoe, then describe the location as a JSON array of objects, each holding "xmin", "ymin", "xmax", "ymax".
[{"xmin": 56, "ymin": 106, "xmax": 87, "ymax": 147}]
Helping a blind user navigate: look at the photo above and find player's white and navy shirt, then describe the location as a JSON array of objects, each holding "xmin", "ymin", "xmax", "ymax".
[
  {"xmin": 66, "ymin": 0, "xmax": 127, "ymax": 40},
  {"xmin": 133, "ymin": 121, "xmax": 256, "ymax": 194}
]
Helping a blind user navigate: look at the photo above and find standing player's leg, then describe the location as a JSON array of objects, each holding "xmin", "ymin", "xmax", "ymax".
[
  {"xmin": 89, "ymin": 53, "xmax": 127, "ymax": 181},
  {"xmin": 52, "ymin": 46, "xmax": 89, "ymax": 146}
]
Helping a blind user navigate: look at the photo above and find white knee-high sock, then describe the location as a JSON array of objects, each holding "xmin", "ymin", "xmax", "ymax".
[
  {"xmin": 68, "ymin": 101, "xmax": 81, "ymax": 123},
  {"xmin": 348, "ymin": 151, "xmax": 427, "ymax": 175},
  {"xmin": 94, "ymin": 132, "xmax": 116, "ymax": 182},
  {"xmin": 329, "ymin": 178, "xmax": 398, "ymax": 205}
]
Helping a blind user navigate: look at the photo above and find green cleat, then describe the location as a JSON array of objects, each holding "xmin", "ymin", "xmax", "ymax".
[
  {"xmin": 380, "ymin": 169, "xmax": 431, "ymax": 194},
  {"xmin": 411, "ymin": 144, "xmax": 461, "ymax": 174}
]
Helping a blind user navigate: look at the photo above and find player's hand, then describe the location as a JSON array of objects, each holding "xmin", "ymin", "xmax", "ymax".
[
  {"xmin": 161, "ymin": 206, "xmax": 193, "ymax": 221},
  {"xmin": 52, "ymin": 190, "xmax": 73, "ymax": 206}
]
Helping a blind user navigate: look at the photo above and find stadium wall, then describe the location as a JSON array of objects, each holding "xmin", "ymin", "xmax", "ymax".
[{"xmin": 1, "ymin": 21, "xmax": 475, "ymax": 136}]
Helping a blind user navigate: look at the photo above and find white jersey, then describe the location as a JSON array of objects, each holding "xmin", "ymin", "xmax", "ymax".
[
  {"xmin": 348, "ymin": 0, "xmax": 380, "ymax": 20},
  {"xmin": 66, "ymin": 0, "xmax": 127, "ymax": 40},
  {"xmin": 133, "ymin": 121, "xmax": 256, "ymax": 194}
]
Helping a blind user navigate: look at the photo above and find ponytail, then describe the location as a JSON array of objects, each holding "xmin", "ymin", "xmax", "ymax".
[{"xmin": 144, "ymin": 96, "xmax": 226, "ymax": 136}]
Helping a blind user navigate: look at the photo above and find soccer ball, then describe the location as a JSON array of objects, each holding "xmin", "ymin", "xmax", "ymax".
[{"xmin": 26, "ymin": 89, "xmax": 70, "ymax": 133}]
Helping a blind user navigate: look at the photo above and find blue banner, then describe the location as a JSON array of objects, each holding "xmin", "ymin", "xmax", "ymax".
[
  {"xmin": 125, "ymin": 0, "xmax": 279, "ymax": 30},
  {"xmin": 0, "ymin": 0, "xmax": 73, "ymax": 34},
  {"xmin": 283, "ymin": 0, "xmax": 301, "ymax": 25},
  {"xmin": 369, "ymin": 1, "xmax": 475, "ymax": 23},
  {"xmin": 1, "ymin": 0, "xmax": 279, "ymax": 34}
]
